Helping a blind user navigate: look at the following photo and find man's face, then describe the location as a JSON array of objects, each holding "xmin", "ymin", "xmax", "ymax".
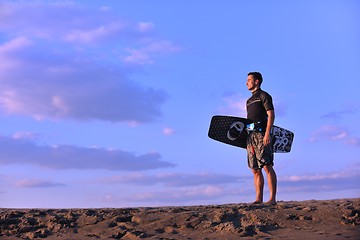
[{"xmin": 246, "ymin": 75, "xmax": 257, "ymax": 91}]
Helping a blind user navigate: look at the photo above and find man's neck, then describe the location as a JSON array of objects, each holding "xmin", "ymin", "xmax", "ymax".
[{"xmin": 251, "ymin": 87, "xmax": 260, "ymax": 93}]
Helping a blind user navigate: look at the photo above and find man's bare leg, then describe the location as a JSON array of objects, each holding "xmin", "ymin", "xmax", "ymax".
[
  {"xmin": 252, "ymin": 169, "xmax": 264, "ymax": 204},
  {"xmin": 263, "ymin": 165, "xmax": 277, "ymax": 205}
]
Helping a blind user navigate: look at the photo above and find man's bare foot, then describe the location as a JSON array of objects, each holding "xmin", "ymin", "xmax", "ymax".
[
  {"xmin": 266, "ymin": 200, "xmax": 277, "ymax": 206},
  {"xmin": 251, "ymin": 201, "xmax": 263, "ymax": 205}
]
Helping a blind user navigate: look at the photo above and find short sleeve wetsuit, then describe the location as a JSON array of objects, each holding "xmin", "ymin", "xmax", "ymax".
[
  {"xmin": 246, "ymin": 88, "xmax": 274, "ymax": 169},
  {"xmin": 246, "ymin": 89, "xmax": 274, "ymax": 130}
]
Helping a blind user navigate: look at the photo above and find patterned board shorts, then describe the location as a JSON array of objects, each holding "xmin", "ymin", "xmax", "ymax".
[{"xmin": 246, "ymin": 131, "xmax": 274, "ymax": 170}]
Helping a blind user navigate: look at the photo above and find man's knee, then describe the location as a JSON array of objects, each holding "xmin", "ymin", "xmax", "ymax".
[
  {"xmin": 252, "ymin": 169, "xmax": 262, "ymax": 175},
  {"xmin": 263, "ymin": 165, "xmax": 275, "ymax": 174}
]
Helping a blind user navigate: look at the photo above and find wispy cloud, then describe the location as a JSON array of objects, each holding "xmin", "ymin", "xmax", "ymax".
[
  {"xmin": 15, "ymin": 179, "xmax": 65, "ymax": 188},
  {"xmin": 137, "ymin": 22, "xmax": 155, "ymax": 33},
  {"xmin": 123, "ymin": 40, "xmax": 183, "ymax": 65},
  {"xmin": 279, "ymin": 164, "xmax": 360, "ymax": 193},
  {"xmin": 218, "ymin": 92, "xmax": 287, "ymax": 118},
  {"xmin": 218, "ymin": 93, "xmax": 247, "ymax": 117},
  {"xmin": 95, "ymin": 185, "xmax": 232, "ymax": 206},
  {"xmin": 310, "ymin": 125, "xmax": 360, "ymax": 147},
  {"xmin": 0, "ymin": 2, "xmax": 153, "ymax": 45},
  {"xmin": 103, "ymin": 166, "xmax": 360, "ymax": 205},
  {"xmin": 0, "ymin": 2, "xmax": 182, "ymax": 123},
  {"xmin": 11, "ymin": 131, "xmax": 39, "ymax": 140},
  {"xmin": 101, "ymin": 172, "xmax": 244, "ymax": 187},
  {"xmin": 321, "ymin": 108, "xmax": 359, "ymax": 120},
  {"xmin": 0, "ymin": 134, "xmax": 176, "ymax": 171},
  {"xmin": 163, "ymin": 127, "xmax": 175, "ymax": 136},
  {"xmin": 130, "ymin": 185, "xmax": 226, "ymax": 203}
]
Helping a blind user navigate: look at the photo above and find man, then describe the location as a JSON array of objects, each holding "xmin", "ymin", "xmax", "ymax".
[{"xmin": 246, "ymin": 72, "xmax": 277, "ymax": 205}]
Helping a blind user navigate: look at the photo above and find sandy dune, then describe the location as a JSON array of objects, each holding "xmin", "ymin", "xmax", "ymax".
[{"xmin": 1, "ymin": 198, "xmax": 359, "ymax": 239}]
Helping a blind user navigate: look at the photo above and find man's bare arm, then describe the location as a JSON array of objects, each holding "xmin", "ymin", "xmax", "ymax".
[{"xmin": 264, "ymin": 109, "xmax": 275, "ymax": 146}]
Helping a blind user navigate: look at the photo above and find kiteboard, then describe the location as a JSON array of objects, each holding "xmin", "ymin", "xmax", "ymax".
[{"xmin": 208, "ymin": 115, "xmax": 294, "ymax": 153}]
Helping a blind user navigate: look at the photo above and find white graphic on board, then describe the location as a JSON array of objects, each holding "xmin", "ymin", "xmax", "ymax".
[
  {"xmin": 272, "ymin": 127, "xmax": 290, "ymax": 153},
  {"xmin": 227, "ymin": 121, "xmax": 244, "ymax": 141}
]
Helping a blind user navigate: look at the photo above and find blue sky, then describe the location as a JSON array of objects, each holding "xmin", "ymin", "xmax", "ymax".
[{"xmin": 0, "ymin": 0, "xmax": 359, "ymax": 208}]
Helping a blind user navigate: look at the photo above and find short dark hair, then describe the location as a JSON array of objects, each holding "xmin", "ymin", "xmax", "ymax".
[{"xmin": 248, "ymin": 72, "xmax": 263, "ymax": 85}]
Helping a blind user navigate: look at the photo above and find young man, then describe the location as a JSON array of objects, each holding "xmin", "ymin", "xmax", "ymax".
[{"xmin": 246, "ymin": 72, "xmax": 277, "ymax": 205}]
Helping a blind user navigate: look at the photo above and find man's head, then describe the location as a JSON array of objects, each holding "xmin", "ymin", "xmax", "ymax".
[
  {"xmin": 246, "ymin": 72, "xmax": 263, "ymax": 92},
  {"xmin": 248, "ymin": 72, "xmax": 263, "ymax": 85}
]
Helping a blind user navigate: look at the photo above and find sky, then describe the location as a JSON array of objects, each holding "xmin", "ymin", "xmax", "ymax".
[{"xmin": 0, "ymin": 0, "xmax": 359, "ymax": 208}]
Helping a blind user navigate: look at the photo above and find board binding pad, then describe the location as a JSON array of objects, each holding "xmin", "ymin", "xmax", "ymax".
[{"xmin": 208, "ymin": 115, "xmax": 294, "ymax": 153}]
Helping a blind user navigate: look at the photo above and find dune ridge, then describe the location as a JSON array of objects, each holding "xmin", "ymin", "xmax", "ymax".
[{"xmin": 1, "ymin": 198, "xmax": 359, "ymax": 239}]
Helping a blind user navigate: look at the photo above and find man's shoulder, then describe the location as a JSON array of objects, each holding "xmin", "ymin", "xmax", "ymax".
[
  {"xmin": 247, "ymin": 89, "xmax": 272, "ymax": 101},
  {"xmin": 258, "ymin": 89, "xmax": 272, "ymax": 98}
]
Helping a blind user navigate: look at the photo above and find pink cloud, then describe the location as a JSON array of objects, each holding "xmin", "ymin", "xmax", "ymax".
[
  {"xmin": 144, "ymin": 40, "xmax": 183, "ymax": 53},
  {"xmin": 96, "ymin": 167, "xmax": 360, "ymax": 206},
  {"xmin": 0, "ymin": 38, "xmax": 168, "ymax": 122},
  {"xmin": 123, "ymin": 48, "xmax": 154, "ymax": 65},
  {"xmin": 0, "ymin": 2, "xmax": 182, "ymax": 123},
  {"xmin": 130, "ymin": 185, "xmax": 225, "ymax": 203},
  {"xmin": 0, "ymin": 37, "xmax": 32, "ymax": 70},
  {"xmin": 218, "ymin": 93, "xmax": 247, "ymax": 117},
  {"xmin": 100, "ymin": 172, "xmax": 242, "ymax": 187},
  {"xmin": 218, "ymin": 92, "xmax": 287, "ymax": 118},
  {"xmin": 137, "ymin": 22, "xmax": 155, "ymax": 32},
  {"xmin": 310, "ymin": 124, "xmax": 360, "ymax": 147},
  {"xmin": 0, "ymin": 134, "xmax": 176, "ymax": 171},
  {"xmin": 12, "ymin": 131, "xmax": 38, "ymax": 140},
  {"xmin": 63, "ymin": 21, "xmax": 127, "ymax": 44},
  {"xmin": 278, "ymin": 165, "xmax": 360, "ymax": 194},
  {"xmin": 15, "ymin": 179, "xmax": 64, "ymax": 188},
  {"xmin": 163, "ymin": 127, "xmax": 175, "ymax": 136},
  {"xmin": 0, "ymin": 36, "xmax": 32, "ymax": 53},
  {"xmin": 123, "ymin": 40, "xmax": 183, "ymax": 65},
  {"xmin": 345, "ymin": 137, "xmax": 360, "ymax": 147}
]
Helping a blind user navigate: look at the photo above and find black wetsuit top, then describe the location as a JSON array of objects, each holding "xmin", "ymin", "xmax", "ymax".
[{"xmin": 246, "ymin": 89, "xmax": 274, "ymax": 131}]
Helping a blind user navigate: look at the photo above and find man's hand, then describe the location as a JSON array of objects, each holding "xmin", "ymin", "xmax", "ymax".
[
  {"xmin": 263, "ymin": 132, "xmax": 271, "ymax": 146},
  {"xmin": 264, "ymin": 109, "xmax": 275, "ymax": 146}
]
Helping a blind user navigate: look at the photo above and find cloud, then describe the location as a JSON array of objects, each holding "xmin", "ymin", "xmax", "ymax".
[
  {"xmin": 0, "ymin": 134, "xmax": 176, "ymax": 171},
  {"xmin": 279, "ymin": 165, "xmax": 360, "ymax": 193},
  {"xmin": 123, "ymin": 40, "xmax": 183, "ymax": 65},
  {"xmin": 96, "ymin": 172, "xmax": 247, "ymax": 205},
  {"xmin": 137, "ymin": 22, "xmax": 155, "ymax": 33},
  {"xmin": 321, "ymin": 108, "xmax": 359, "ymax": 120},
  {"xmin": 95, "ymin": 165, "xmax": 360, "ymax": 206},
  {"xmin": 163, "ymin": 127, "xmax": 175, "ymax": 136},
  {"xmin": 0, "ymin": 2, "xmax": 182, "ymax": 123},
  {"xmin": 130, "ymin": 185, "xmax": 225, "ymax": 203},
  {"xmin": 0, "ymin": 2, "xmax": 150, "ymax": 45},
  {"xmin": 12, "ymin": 131, "xmax": 39, "ymax": 140},
  {"xmin": 15, "ymin": 179, "xmax": 65, "ymax": 188},
  {"xmin": 101, "ymin": 172, "xmax": 243, "ymax": 187},
  {"xmin": 0, "ymin": 44, "xmax": 168, "ymax": 122},
  {"xmin": 310, "ymin": 125, "xmax": 360, "ymax": 147},
  {"xmin": 142, "ymin": 168, "xmax": 360, "ymax": 204},
  {"xmin": 218, "ymin": 92, "xmax": 287, "ymax": 118},
  {"xmin": 218, "ymin": 93, "xmax": 247, "ymax": 117},
  {"xmin": 95, "ymin": 185, "xmax": 231, "ymax": 206}
]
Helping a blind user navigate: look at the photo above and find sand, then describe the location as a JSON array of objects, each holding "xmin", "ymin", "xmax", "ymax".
[{"xmin": 1, "ymin": 198, "xmax": 359, "ymax": 239}]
